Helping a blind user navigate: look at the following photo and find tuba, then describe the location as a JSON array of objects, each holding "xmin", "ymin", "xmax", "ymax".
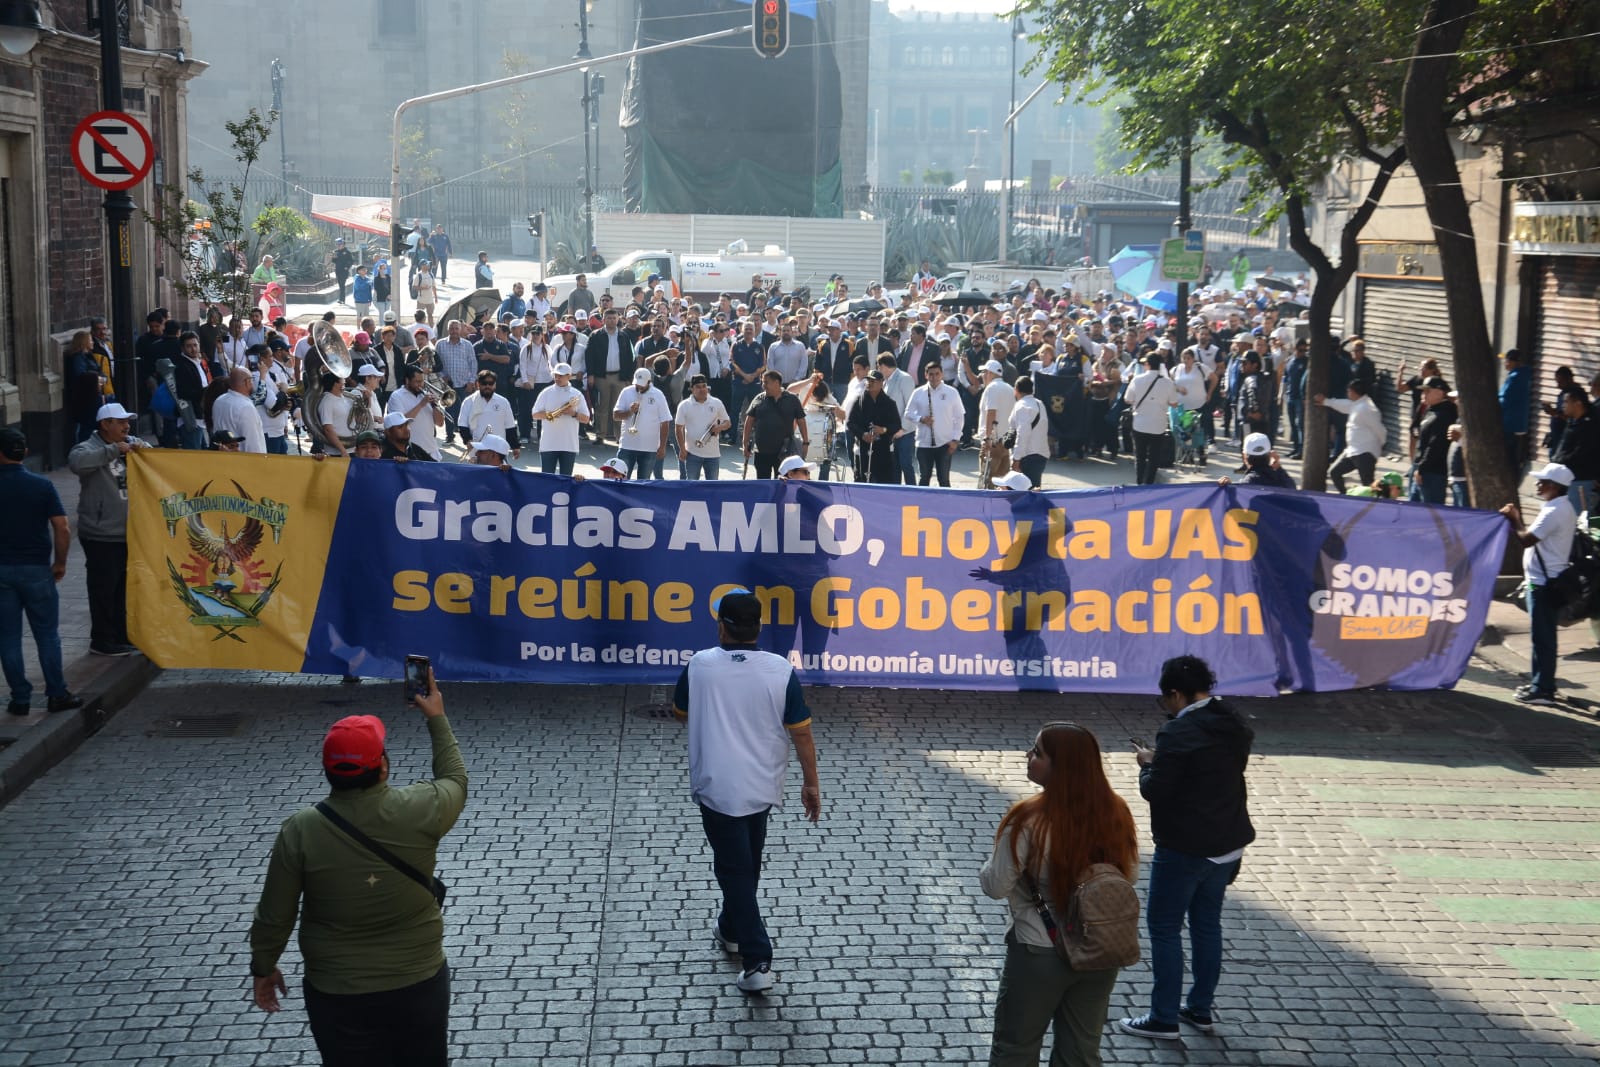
[
  {"xmin": 301, "ymin": 321, "xmax": 355, "ymax": 450},
  {"xmin": 414, "ymin": 345, "xmax": 456, "ymax": 411}
]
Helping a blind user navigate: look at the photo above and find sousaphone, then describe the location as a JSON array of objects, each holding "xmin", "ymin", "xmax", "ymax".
[{"xmin": 302, "ymin": 321, "xmax": 354, "ymax": 450}]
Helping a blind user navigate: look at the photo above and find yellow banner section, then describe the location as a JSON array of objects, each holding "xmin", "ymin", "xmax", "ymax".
[{"xmin": 127, "ymin": 451, "xmax": 346, "ymax": 671}]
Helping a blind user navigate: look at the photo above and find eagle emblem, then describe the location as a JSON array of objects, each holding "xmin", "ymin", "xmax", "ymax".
[{"xmin": 158, "ymin": 480, "xmax": 289, "ymax": 642}]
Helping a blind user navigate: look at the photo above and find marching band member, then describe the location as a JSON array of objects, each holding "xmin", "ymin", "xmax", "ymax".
[
  {"xmin": 614, "ymin": 367, "xmax": 673, "ymax": 480},
  {"xmin": 253, "ymin": 343, "xmax": 294, "ymax": 454},
  {"xmin": 456, "ymin": 371, "xmax": 520, "ymax": 460},
  {"xmin": 674, "ymin": 374, "xmax": 731, "ymax": 480},
  {"xmin": 530, "ymin": 362, "xmax": 591, "ymax": 476},
  {"xmin": 386, "ymin": 364, "xmax": 444, "ymax": 460}
]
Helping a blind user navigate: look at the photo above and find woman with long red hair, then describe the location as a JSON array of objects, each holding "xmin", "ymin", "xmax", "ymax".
[{"xmin": 981, "ymin": 722, "xmax": 1139, "ymax": 1066}]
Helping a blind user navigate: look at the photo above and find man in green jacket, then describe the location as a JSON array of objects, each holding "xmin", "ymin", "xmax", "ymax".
[{"xmin": 249, "ymin": 671, "xmax": 467, "ymax": 1065}]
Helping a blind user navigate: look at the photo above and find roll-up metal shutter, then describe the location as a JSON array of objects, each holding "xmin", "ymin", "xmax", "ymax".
[
  {"xmin": 1355, "ymin": 279, "xmax": 1451, "ymax": 457},
  {"xmin": 1532, "ymin": 258, "xmax": 1600, "ymax": 445}
]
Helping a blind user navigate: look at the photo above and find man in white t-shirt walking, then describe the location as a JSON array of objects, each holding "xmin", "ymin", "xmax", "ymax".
[
  {"xmin": 672, "ymin": 589, "xmax": 820, "ymax": 995},
  {"xmin": 1500, "ymin": 463, "xmax": 1579, "ymax": 706}
]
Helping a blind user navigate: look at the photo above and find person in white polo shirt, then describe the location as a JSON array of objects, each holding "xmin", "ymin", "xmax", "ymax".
[
  {"xmin": 530, "ymin": 362, "xmax": 591, "ymax": 477},
  {"xmin": 613, "ymin": 367, "xmax": 672, "ymax": 480},
  {"xmin": 675, "ymin": 374, "xmax": 731, "ymax": 480},
  {"xmin": 672, "ymin": 589, "xmax": 820, "ymax": 995}
]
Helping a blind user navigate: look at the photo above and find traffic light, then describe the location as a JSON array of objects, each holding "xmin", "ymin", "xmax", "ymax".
[
  {"xmin": 390, "ymin": 224, "xmax": 406, "ymax": 257},
  {"xmin": 753, "ymin": 0, "xmax": 788, "ymax": 59},
  {"xmin": 527, "ymin": 210, "xmax": 544, "ymax": 239}
]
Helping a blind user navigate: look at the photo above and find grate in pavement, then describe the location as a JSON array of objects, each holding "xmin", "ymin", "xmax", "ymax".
[
  {"xmin": 630, "ymin": 702, "xmax": 679, "ymax": 722},
  {"xmin": 1509, "ymin": 742, "xmax": 1600, "ymax": 768},
  {"xmin": 152, "ymin": 713, "xmax": 252, "ymax": 738}
]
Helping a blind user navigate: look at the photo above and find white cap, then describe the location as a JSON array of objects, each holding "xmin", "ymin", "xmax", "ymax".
[
  {"xmin": 383, "ymin": 411, "xmax": 409, "ymax": 430},
  {"xmin": 600, "ymin": 457, "xmax": 630, "ymax": 476},
  {"xmin": 474, "ymin": 434, "xmax": 509, "ymax": 456},
  {"xmin": 778, "ymin": 456, "xmax": 814, "ymax": 477},
  {"xmin": 356, "ymin": 363, "xmax": 381, "ymax": 378},
  {"xmin": 996, "ymin": 471, "xmax": 1033, "ymax": 491},
  {"xmin": 982, "ymin": 359, "xmax": 1005, "ymax": 375},
  {"xmin": 96, "ymin": 402, "xmax": 133, "ymax": 421},
  {"xmin": 552, "ymin": 362, "xmax": 573, "ymax": 377},
  {"xmin": 1030, "ymin": 310, "xmax": 1049, "ymax": 322},
  {"xmin": 1243, "ymin": 432, "xmax": 1272, "ymax": 457},
  {"xmin": 1534, "ymin": 462, "xmax": 1575, "ymax": 487},
  {"xmin": 1157, "ymin": 338, "xmax": 1175, "ymax": 351},
  {"xmin": 632, "ymin": 367, "xmax": 653, "ymax": 386}
]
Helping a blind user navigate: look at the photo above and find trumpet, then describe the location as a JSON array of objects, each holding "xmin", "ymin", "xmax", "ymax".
[
  {"xmin": 693, "ymin": 420, "xmax": 723, "ymax": 449},
  {"xmin": 544, "ymin": 395, "xmax": 581, "ymax": 421},
  {"xmin": 624, "ymin": 403, "xmax": 641, "ymax": 435}
]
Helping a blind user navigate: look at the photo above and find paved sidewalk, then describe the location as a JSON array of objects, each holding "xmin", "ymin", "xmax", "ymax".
[{"xmin": 2, "ymin": 664, "xmax": 1600, "ymax": 1065}]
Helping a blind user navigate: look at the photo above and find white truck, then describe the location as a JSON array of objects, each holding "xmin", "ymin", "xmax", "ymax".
[
  {"xmin": 966, "ymin": 263, "xmax": 1117, "ymax": 299},
  {"xmin": 544, "ymin": 245, "xmax": 795, "ymax": 307}
]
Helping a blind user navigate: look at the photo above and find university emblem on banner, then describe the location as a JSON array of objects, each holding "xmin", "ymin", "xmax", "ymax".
[{"xmin": 158, "ymin": 481, "xmax": 290, "ymax": 642}]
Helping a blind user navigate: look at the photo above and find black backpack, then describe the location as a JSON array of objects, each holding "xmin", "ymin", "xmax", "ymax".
[{"xmin": 1541, "ymin": 530, "xmax": 1600, "ymax": 627}]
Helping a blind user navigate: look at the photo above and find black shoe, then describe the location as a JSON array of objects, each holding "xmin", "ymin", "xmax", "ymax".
[
  {"xmin": 1287, "ymin": 451, "xmax": 1303, "ymax": 460},
  {"xmin": 90, "ymin": 643, "xmax": 134, "ymax": 657},
  {"xmin": 342, "ymin": 675, "xmax": 362, "ymax": 685},
  {"xmin": 1178, "ymin": 1007, "xmax": 1216, "ymax": 1033},
  {"xmin": 1117, "ymin": 1014, "xmax": 1180, "ymax": 1040},
  {"xmin": 6, "ymin": 702, "xmax": 29, "ymax": 717},
  {"xmin": 47, "ymin": 694, "xmax": 85, "ymax": 714}
]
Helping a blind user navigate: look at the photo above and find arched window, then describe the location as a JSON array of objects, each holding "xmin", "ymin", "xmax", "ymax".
[
  {"xmin": 921, "ymin": 46, "xmax": 934, "ymax": 65},
  {"xmin": 957, "ymin": 46, "xmax": 970, "ymax": 65},
  {"xmin": 977, "ymin": 47, "xmax": 991, "ymax": 65},
  {"xmin": 904, "ymin": 46, "xmax": 916, "ymax": 65},
  {"xmin": 941, "ymin": 46, "xmax": 954, "ymax": 65}
]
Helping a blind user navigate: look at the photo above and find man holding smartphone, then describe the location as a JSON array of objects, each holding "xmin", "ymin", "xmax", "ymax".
[
  {"xmin": 1120, "ymin": 655, "xmax": 1254, "ymax": 1041},
  {"xmin": 248, "ymin": 665, "xmax": 468, "ymax": 1066}
]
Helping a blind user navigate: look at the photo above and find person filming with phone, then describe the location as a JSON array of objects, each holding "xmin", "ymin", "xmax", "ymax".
[{"xmin": 248, "ymin": 660, "xmax": 468, "ymax": 1066}]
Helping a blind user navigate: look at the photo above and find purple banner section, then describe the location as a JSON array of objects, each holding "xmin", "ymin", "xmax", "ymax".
[{"xmin": 302, "ymin": 463, "xmax": 1508, "ymax": 695}]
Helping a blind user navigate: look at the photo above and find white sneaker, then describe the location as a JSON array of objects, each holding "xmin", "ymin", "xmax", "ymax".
[
  {"xmin": 736, "ymin": 962, "xmax": 774, "ymax": 994},
  {"xmin": 712, "ymin": 923, "xmax": 738, "ymax": 955}
]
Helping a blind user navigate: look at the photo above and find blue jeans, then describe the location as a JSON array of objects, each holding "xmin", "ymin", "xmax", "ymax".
[
  {"xmin": 699, "ymin": 803, "xmax": 772, "ymax": 968},
  {"xmin": 0, "ymin": 564, "xmax": 69, "ymax": 706},
  {"xmin": 1285, "ymin": 397, "xmax": 1304, "ymax": 454},
  {"xmin": 1018, "ymin": 454, "xmax": 1046, "ymax": 488},
  {"xmin": 894, "ymin": 434, "xmax": 916, "ymax": 485},
  {"xmin": 265, "ymin": 434, "xmax": 288, "ymax": 455},
  {"xmin": 1146, "ymin": 846, "xmax": 1240, "ymax": 1025},
  {"xmin": 684, "ymin": 455, "xmax": 720, "ymax": 479},
  {"xmin": 1449, "ymin": 481, "xmax": 1469, "ymax": 508},
  {"xmin": 1410, "ymin": 471, "xmax": 1446, "ymax": 505},
  {"xmin": 1526, "ymin": 583, "xmax": 1559, "ymax": 696},
  {"xmin": 617, "ymin": 448, "xmax": 658, "ymax": 481},
  {"xmin": 540, "ymin": 451, "xmax": 576, "ymax": 476}
]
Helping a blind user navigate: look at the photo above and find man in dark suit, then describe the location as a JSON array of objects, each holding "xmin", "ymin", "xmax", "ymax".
[
  {"xmin": 815, "ymin": 321, "xmax": 854, "ymax": 391},
  {"xmin": 172, "ymin": 331, "xmax": 223, "ymax": 449},
  {"xmin": 585, "ymin": 307, "xmax": 636, "ymax": 441}
]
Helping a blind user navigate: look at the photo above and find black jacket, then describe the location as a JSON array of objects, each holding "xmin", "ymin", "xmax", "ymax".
[
  {"xmin": 1414, "ymin": 399, "xmax": 1458, "ymax": 475},
  {"xmin": 1553, "ymin": 412, "xmax": 1600, "ymax": 481},
  {"xmin": 1139, "ymin": 697, "xmax": 1256, "ymax": 858}
]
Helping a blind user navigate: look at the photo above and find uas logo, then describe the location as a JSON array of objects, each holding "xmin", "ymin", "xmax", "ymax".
[{"xmin": 158, "ymin": 480, "xmax": 289, "ymax": 642}]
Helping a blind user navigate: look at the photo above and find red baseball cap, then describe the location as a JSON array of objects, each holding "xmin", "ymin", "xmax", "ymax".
[{"xmin": 322, "ymin": 715, "xmax": 386, "ymax": 775}]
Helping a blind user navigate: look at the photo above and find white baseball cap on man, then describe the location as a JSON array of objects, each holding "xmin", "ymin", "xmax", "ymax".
[
  {"xmin": 982, "ymin": 359, "xmax": 1005, "ymax": 375},
  {"xmin": 1533, "ymin": 463, "xmax": 1575, "ymax": 487},
  {"xmin": 552, "ymin": 362, "xmax": 573, "ymax": 377},
  {"xmin": 996, "ymin": 471, "xmax": 1033, "ymax": 491},
  {"xmin": 474, "ymin": 434, "xmax": 509, "ymax": 457},
  {"xmin": 1243, "ymin": 432, "xmax": 1273, "ymax": 457},
  {"xmin": 777, "ymin": 455, "xmax": 814, "ymax": 478},
  {"xmin": 96, "ymin": 402, "xmax": 133, "ymax": 421},
  {"xmin": 383, "ymin": 411, "xmax": 409, "ymax": 430},
  {"xmin": 632, "ymin": 367, "xmax": 653, "ymax": 386}
]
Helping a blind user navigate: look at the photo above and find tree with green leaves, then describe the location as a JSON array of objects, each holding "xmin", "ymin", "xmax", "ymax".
[
  {"xmin": 145, "ymin": 108, "xmax": 281, "ymax": 320},
  {"xmin": 1017, "ymin": 0, "xmax": 1418, "ymax": 490},
  {"xmin": 1402, "ymin": 0, "xmax": 1600, "ymax": 512}
]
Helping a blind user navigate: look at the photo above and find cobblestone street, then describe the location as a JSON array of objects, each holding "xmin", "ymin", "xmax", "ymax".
[{"xmin": 3, "ymin": 660, "xmax": 1600, "ymax": 1065}]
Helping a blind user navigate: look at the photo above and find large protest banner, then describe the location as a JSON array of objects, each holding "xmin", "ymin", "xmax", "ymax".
[{"xmin": 128, "ymin": 452, "xmax": 1508, "ymax": 695}]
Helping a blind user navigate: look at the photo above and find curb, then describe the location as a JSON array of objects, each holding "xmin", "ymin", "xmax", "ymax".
[{"xmin": 0, "ymin": 655, "xmax": 160, "ymax": 808}]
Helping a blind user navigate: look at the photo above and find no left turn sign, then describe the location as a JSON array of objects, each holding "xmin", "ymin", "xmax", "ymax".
[{"xmin": 70, "ymin": 110, "xmax": 154, "ymax": 191}]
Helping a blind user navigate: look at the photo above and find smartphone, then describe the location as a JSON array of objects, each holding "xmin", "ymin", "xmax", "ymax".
[
  {"xmin": 404, "ymin": 654, "xmax": 431, "ymax": 703},
  {"xmin": 1129, "ymin": 737, "xmax": 1148, "ymax": 750}
]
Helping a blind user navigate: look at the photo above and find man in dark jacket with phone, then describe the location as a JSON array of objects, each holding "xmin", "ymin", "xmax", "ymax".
[{"xmin": 1120, "ymin": 655, "xmax": 1255, "ymax": 1041}]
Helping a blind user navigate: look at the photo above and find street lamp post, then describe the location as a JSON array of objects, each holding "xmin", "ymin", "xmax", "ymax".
[
  {"xmin": 576, "ymin": 0, "xmax": 595, "ymax": 259},
  {"xmin": 1000, "ymin": 16, "xmax": 1024, "ymax": 265},
  {"xmin": 270, "ymin": 59, "xmax": 287, "ymax": 202}
]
